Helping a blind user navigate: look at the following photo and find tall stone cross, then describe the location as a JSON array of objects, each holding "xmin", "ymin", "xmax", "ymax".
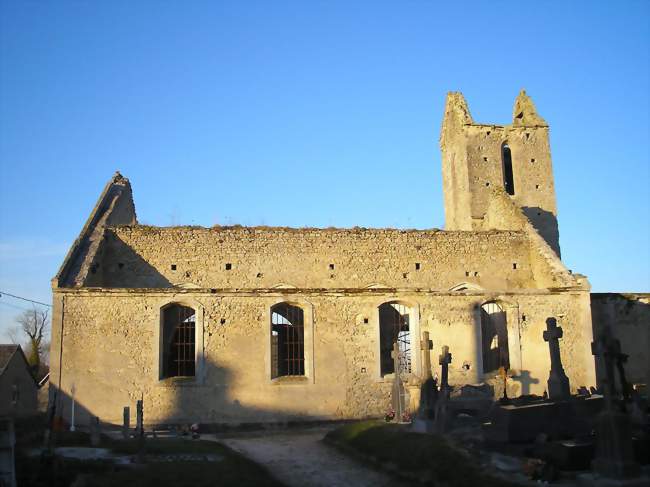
[
  {"xmin": 591, "ymin": 325, "xmax": 639, "ymax": 478},
  {"xmin": 439, "ymin": 346, "xmax": 452, "ymax": 392},
  {"xmin": 591, "ymin": 325, "xmax": 622, "ymax": 411},
  {"xmin": 390, "ymin": 341, "xmax": 405, "ymax": 420},
  {"xmin": 543, "ymin": 317, "xmax": 571, "ymax": 400},
  {"xmin": 420, "ymin": 331, "xmax": 433, "ymax": 380},
  {"xmin": 415, "ymin": 332, "xmax": 438, "ymax": 427}
]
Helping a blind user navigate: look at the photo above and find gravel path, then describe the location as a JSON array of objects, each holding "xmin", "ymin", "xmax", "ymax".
[{"xmin": 213, "ymin": 426, "xmax": 409, "ymax": 487}]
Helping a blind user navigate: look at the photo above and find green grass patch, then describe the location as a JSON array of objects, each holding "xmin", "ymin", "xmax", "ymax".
[{"xmin": 325, "ymin": 421, "xmax": 517, "ymax": 487}]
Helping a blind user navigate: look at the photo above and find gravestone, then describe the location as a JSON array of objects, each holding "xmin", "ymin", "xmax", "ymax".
[
  {"xmin": 590, "ymin": 326, "xmax": 639, "ymax": 479},
  {"xmin": 412, "ymin": 332, "xmax": 438, "ymax": 433},
  {"xmin": 123, "ymin": 406, "xmax": 130, "ymax": 439},
  {"xmin": 0, "ymin": 419, "xmax": 16, "ymax": 487},
  {"xmin": 90, "ymin": 416, "xmax": 101, "ymax": 446},
  {"xmin": 439, "ymin": 345, "xmax": 452, "ymax": 394},
  {"xmin": 136, "ymin": 399, "xmax": 144, "ymax": 436},
  {"xmin": 543, "ymin": 318, "xmax": 571, "ymax": 400},
  {"xmin": 390, "ymin": 341, "xmax": 406, "ymax": 421},
  {"xmin": 435, "ymin": 345, "xmax": 452, "ymax": 433}
]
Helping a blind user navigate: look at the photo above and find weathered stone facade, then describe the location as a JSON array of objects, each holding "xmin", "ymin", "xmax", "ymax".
[{"xmin": 49, "ymin": 91, "xmax": 602, "ymax": 426}]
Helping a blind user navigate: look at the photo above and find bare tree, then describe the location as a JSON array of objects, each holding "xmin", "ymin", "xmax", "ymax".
[{"xmin": 11, "ymin": 307, "xmax": 49, "ymax": 374}]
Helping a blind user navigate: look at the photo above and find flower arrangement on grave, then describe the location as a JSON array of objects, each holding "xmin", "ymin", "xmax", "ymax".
[
  {"xmin": 401, "ymin": 411, "xmax": 412, "ymax": 423},
  {"xmin": 384, "ymin": 408, "xmax": 396, "ymax": 422}
]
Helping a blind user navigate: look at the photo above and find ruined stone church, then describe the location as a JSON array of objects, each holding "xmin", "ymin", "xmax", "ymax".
[{"xmin": 50, "ymin": 91, "xmax": 602, "ymax": 426}]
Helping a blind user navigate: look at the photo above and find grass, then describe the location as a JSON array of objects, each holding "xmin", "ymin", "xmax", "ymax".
[
  {"xmin": 14, "ymin": 422, "xmax": 285, "ymax": 487},
  {"xmin": 325, "ymin": 421, "xmax": 518, "ymax": 487}
]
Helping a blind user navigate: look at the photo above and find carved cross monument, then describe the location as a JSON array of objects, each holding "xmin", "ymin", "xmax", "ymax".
[
  {"xmin": 415, "ymin": 332, "xmax": 438, "ymax": 427},
  {"xmin": 439, "ymin": 345, "xmax": 452, "ymax": 394},
  {"xmin": 421, "ymin": 332, "xmax": 433, "ymax": 379},
  {"xmin": 543, "ymin": 317, "xmax": 571, "ymax": 400},
  {"xmin": 390, "ymin": 341, "xmax": 406, "ymax": 421},
  {"xmin": 591, "ymin": 326, "xmax": 639, "ymax": 478}
]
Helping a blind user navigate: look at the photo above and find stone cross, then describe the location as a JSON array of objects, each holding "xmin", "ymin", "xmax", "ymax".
[
  {"xmin": 543, "ymin": 317, "xmax": 571, "ymax": 400},
  {"xmin": 390, "ymin": 341, "xmax": 406, "ymax": 420},
  {"xmin": 439, "ymin": 346, "xmax": 452, "ymax": 393},
  {"xmin": 420, "ymin": 331, "xmax": 433, "ymax": 380},
  {"xmin": 413, "ymin": 331, "xmax": 438, "ymax": 432},
  {"xmin": 122, "ymin": 407, "xmax": 130, "ymax": 439},
  {"xmin": 591, "ymin": 326, "xmax": 639, "ymax": 478}
]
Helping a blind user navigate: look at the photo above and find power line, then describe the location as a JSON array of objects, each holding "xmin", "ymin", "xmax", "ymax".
[{"xmin": 0, "ymin": 291, "xmax": 52, "ymax": 308}]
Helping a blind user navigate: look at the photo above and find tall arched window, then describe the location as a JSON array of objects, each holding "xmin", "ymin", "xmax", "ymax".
[
  {"xmin": 161, "ymin": 304, "xmax": 196, "ymax": 378},
  {"xmin": 379, "ymin": 302, "xmax": 412, "ymax": 377},
  {"xmin": 271, "ymin": 303, "xmax": 305, "ymax": 378},
  {"xmin": 502, "ymin": 143, "xmax": 515, "ymax": 195},
  {"xmin": 480, "ymin": 302, "xmax": 510, "ymax": 373}
]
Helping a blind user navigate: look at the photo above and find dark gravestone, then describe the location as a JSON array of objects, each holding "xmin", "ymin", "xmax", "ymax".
[
  {"xmin": 439, "ymin": 345, "xmax": 452, "ymax": 394},
  {"xmin": 136, "ymin": 399, "xmax": 145, "ymax": 463},
  {"xmin": 122, "ymin": 406, "xmax": 130, "ymax": 439},
  {"xmin": 435, "ymin": 345, "xmax": 452, "ymax": 433},
  {"xmin": 543, "ymin": 318, "xmax": 571, "ymax": 400},
  {"xmin": 413, "ymin": 332, "xmax": 438, "ymax": 433},
  {"xmin": 390, "ymin": 341, "xmax": 406, "ymax": 421},
  {"xmin": 591, "ymin": 326, "xmax": 639, "ymax": 479}
]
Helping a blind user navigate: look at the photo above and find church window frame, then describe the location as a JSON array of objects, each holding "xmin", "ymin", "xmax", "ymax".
[
  {"xmin": 267, "ymin": 299, "xmax": 314, "ymax": 384},
  {"xmin": 502, "ymin": 142, "xmax": 515, "ymax": 195},
  {"xmin": 155, "ymin": 299, "xmax": 205, "ymax": 384}
]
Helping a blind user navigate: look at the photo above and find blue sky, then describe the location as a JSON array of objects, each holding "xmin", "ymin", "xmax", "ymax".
[{"xmin": 0, "ymin": 1, "xmax": 648, "ymax": 341}]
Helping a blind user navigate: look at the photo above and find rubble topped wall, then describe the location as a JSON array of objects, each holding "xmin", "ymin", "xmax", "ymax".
[{"xmin": 82, "ymin": 225, "xmax": 555, "ymax": 291}]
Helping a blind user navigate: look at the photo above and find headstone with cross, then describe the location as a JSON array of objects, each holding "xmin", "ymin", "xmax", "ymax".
[
  {"xmin": 413, "ymin": 332, "xmax": 438, "ymax": 433},
  {"xmin": 433, "ymin": 345, "xmax": 452, "ymax": 434},
  {"xmin": 543, "ymin": 317, "xmax": 571, "ymax": 400},
  {"xmin": 591, "ymin": 326, "xmax": 639, "ymax": 479},
  {"xmin": 439, "ymin": 345, "xmax": 452, "ymax": 394},
  {"xmin": 390, "ymin": 341, "xmax": 406, "ymax": 421}
]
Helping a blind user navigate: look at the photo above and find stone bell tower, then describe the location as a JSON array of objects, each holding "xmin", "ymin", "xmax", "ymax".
[{"xmin": 439, "ymin": 90, "xmax": 561, "ymax": 256}]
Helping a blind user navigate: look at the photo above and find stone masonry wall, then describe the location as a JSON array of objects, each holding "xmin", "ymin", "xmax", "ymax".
[
  {"xmin": 88, "ymin": 226, "xmax": 545, "ymax": 291},
  {"xmin": 49, "ymin": 288, "xmax": 595, "ymax": 426}
]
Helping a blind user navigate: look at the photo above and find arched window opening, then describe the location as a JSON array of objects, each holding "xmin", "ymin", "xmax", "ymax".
[
  {"xmin": 162, "ymin": 304, "xmax": 196, "ymax": 378},
  {"xmin": 502, "ymin": 143, "xmax": 515, "ymax": 195},
  {"xmin": 271, "ymin": 303, "xmax": 305, "ymax": 378},
  {"xmin": 379, "ymin": 302, "xmax": 412, "ymax": 377},
  {"xmin": 480, "ymin": 302, "xmax": 510, "ymax": 373}
]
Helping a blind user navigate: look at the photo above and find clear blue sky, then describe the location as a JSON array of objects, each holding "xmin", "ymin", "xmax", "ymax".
[{"xmin": 1, "ymin": 1, "xmax": 648, "ymax": 340}]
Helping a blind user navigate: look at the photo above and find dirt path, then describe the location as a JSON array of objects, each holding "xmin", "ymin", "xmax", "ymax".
[{"xmin": 212, "ymin": 426, "xmax": 408, "ymax": 487}]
